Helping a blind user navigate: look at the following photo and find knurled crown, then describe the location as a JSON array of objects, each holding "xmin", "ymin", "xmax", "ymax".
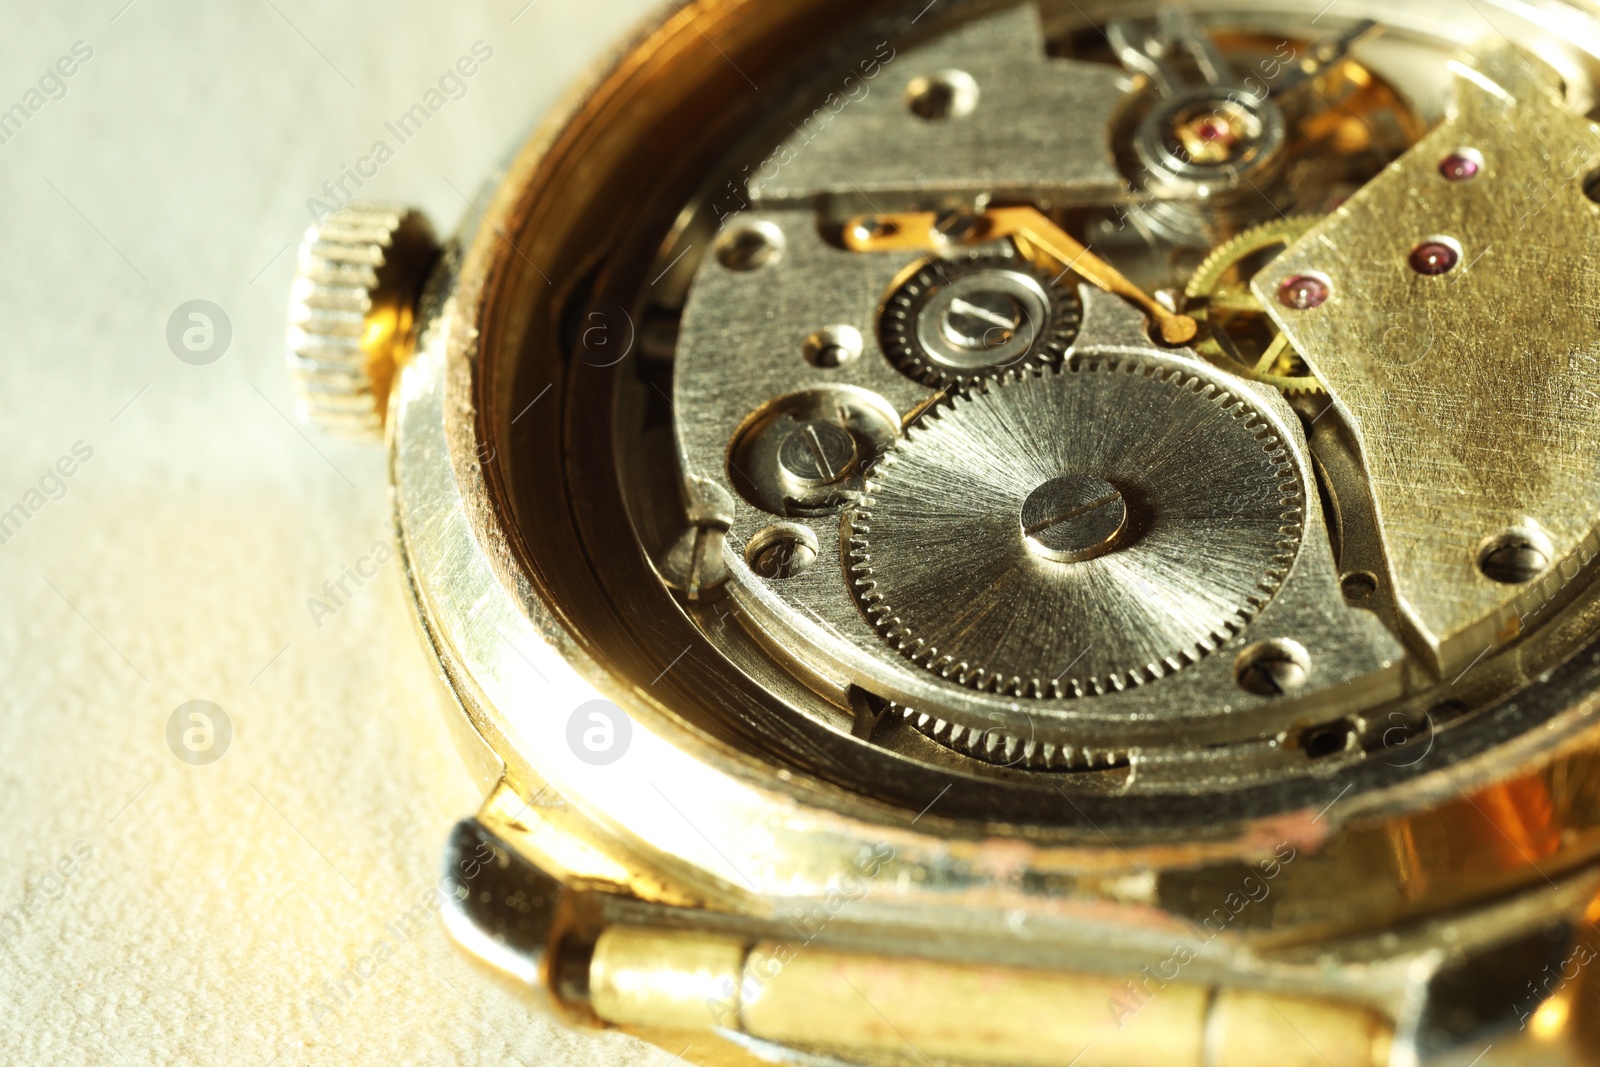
[{"xmin": 286, "ymin": 205, "xmax": 439, "ymax": 440}]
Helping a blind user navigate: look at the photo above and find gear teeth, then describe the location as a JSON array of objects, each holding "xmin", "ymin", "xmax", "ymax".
[
  {"xmin": 844, "ymin": 357, "xmax": 1305, "ymax": 703},
  {"xmin": 1185, "ymin": 216, "xmax": 1328, "ymax": 397},
  {"xmin": 286, "ymin": 204, "xmax": 438, "ymax": 438},
  {"xmin": 892, "ymin": 702, "xmax": 1132, "ymax": 773},
  {"xmin": 879, "ymin": 248, "xmax": 1084, "ymax": 389}
]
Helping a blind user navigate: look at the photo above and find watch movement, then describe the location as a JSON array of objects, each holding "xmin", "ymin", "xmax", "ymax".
[{"xmin": 286, "ymin": 2, "xmax": 1600, "ymax": 1064}]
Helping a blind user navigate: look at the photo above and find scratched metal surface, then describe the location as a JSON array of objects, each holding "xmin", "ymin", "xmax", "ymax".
[{"xmin": 0, "ymin": 2, "xmax": 655, "ymax": 1064}]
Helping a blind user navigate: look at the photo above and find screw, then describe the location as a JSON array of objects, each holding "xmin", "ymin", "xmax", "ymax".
[
  {"xmin": 715, "ymin": 221, "xmax": 785, "ymax": 271},
  {"xmin": 777, "ymin": 419, "xmax": 858, "ymax": 487},
  {"xmin": 1479, "ymin": 534, "xmax": 1550, "ymax": 585},
  {"xmin": 658, "ymin": 524, "xmax": 728, "ymax": 602},
  {"xmin": 942, "ymin": 290, "xmax": 1026, "ymax": 352},
  {"xmin": 1235, "ymin": 640, "xmax": 1311, "ymax": 696},
  {"xmin": 747, "ymin": 526, "xmax": 818, "ymax": 580},
  {"xmin": 1020, "ymin": 474, "xmax": 1128, "ymax": 563},
  {"xmin": 907, "ymin": 70, "xmax": 980, "ymax": 121},
  {"xmin": 803, "ymin": 325, "xmax": 864, "ymax": 368}
]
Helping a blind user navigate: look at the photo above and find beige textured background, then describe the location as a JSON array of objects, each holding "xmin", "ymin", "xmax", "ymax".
[{"xmin": 0, "ymin": 2, "xmax": 659, "ymax": 1063}]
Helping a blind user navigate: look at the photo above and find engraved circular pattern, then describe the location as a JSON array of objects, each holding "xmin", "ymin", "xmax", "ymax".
[{"xmin": 846, "ymin": 359, "xmax": 1305, "ymax": 698}]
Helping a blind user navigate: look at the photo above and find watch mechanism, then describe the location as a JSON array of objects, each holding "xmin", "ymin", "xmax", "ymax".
[{"xmin": 604, "ymin": 0, "xmax": 1600, "ymax": 807}]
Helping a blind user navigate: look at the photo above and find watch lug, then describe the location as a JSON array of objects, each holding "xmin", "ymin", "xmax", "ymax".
[{"xmin": 437, "ymin": 817, "xmax": 595, "ymax": 1021}]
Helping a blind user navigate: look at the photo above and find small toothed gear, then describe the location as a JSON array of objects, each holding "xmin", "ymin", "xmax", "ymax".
[
  {"xmin": 845, "ymin": 359, "xmax": 1304, "ymax": 699},
  {"xmin": 879, "ymin": 248, "xmax": 1083, "ymax": 388},
  {"xmin": 286, "ymin": 204, "xmax": 440, "ymax": 440},
  {"xmin": 893, "ymin": 703, "xmax": 1131, "ymax": 773},
  {"xmin": 1185, "ymin": 217, "xmax": 1327, "ymax": 396}
]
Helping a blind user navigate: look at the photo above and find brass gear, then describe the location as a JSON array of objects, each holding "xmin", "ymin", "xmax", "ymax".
[{"xmin": 1185, "ymin": 217, "xmax": 1327, "ymax": 396}]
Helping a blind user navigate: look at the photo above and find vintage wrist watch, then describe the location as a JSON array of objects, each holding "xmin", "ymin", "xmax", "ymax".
[{"xmin": 285, "ymin": 1, "xmax": 1600, "ymax": 1064}]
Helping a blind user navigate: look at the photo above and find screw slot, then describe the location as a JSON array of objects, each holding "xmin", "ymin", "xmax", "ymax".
[
  {"xmin": 715, "ymin": 221, "xmax": 786, "ymax": 271},
  {"xmin": 1234, "ymin": 639, "xmax": 1312, "ymax": 697},
  {"xmin": 1478, "ymin": 528, "xmax": 1553, "ymax": 585},
  {"xmin": 803, "ymin": 325, "xmax": 864, "ymax": 369},
  {"xmin": 746, "ymin": 523, "xmax": 819, "ymax": 580},
  {"xmin": 1020, "ymin": 473, "xmax": 1128, "ymax": 563},
  {"xmin": 906, "ymin": 70, "xmax": 979, "ymax": 120}
]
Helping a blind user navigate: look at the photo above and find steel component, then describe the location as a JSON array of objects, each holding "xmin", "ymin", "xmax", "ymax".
[
  {"xmin": 777, "ymin": 419, "xmax": 860, "ymax": 487},
  {"xmin": 1020, "ymin": 473, "xmax": 1129, "ymax": 564},
  {"xmin": 1252, "ymin": 40, "xmax": 1600, "ymax": 678},
  {"xmin": 1108, "ymin": 10, "xmax": 1291, "ymax": 245},
  {"xmin": 727, "ymin": 388, "xmax": 898, "ymax": 517},
  {"xmin": 921, "ymin": 271, "xmax": 1047, "ymax": 367},
  {"xmin": 879, "ymin": 250, "xmax": 1081, "ymax": 386},
  {"xmin": 746, "ymin": 5, "xmax": 1129, "ymax": 212},
  {"xmin": 678, "ymin": 218, "xmax": 1405, "ymax": 763},
  {"xmin": 894, "ymin": 701, "xmax": 1133, "ymax": 773},
  {"xmin": 286, "ymin": 204, "xmax": 439, "ymax": 439},
  {"xmin": 846, "ymin": 360, "xmax": 1304, "ymax": 699},
  {"xmin": 657, "ymin": 524, "xmax": 729, "ymax": 602},
  {"xmin": 1266, "ymin": 19, "xmax": 1385, "ymax": 102},
  {"xmin": 1107, "ymin": 14, "xmax": 1414, "ymax": 248},
  {"xmin": 1136, "ymin": 87, "xmax": 1288, "ymax": 192}
]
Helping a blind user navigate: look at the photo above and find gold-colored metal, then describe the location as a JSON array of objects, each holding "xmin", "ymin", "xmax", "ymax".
[
  {"xmin": 377, "ymin": 2, "xmax": 1600, "ymax": 1065},
  {"xmin": 405, "ymin": 0, "xmax": 1600, "ymax": 937},
  {"xmin": 286, "ymin": 205, "xmax": 437, "ymax": 440},
  {"xmin": 843, "ymin": 206, "xmax": 1200, "ymax": 344},
  {"xmin": 1254, "ymin": 40, "xmax": 1600, "ymax": 677},
  {"xmin": 1205, "ymin": 988, "xmax": 1392, "ymax": 1067},
  {"xmin": 589, "ymin": 927, "xmax": 746, "ymax": 1032},
  {"xmin": 587, "ymin": 929, "xmax": 1392, "ymax": 1067},
  {"xmin": 1186, "ymin": 216, "xmax": 1326, "ymax": 395}
]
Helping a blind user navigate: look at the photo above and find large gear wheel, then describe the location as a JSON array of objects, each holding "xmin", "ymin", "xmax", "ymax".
[
  {"xmin": 1186, "ymin": 217, "xmax": 1327, "ymax": 396},
  {"xmin": 879, "ymin": 247, "xmax": 1083, "ymax": 388},
  {"xmin": 846, "ymin": 359, "xmax": 1304, "ymax": 699}
]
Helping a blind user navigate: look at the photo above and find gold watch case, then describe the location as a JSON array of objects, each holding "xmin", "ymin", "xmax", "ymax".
[{"xmin": 292, "ymin": 1, "xmax": 1600, "ymax": 1064}]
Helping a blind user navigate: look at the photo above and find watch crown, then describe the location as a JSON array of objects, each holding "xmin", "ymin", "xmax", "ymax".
[{"xmin": 286, "ymin": 204, "xmax": 439, "ymax": 440}]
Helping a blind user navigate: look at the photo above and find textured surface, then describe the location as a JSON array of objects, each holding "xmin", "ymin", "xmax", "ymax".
[
  {"xmin": 848, "ymin": 361, "xmax": 1304, "ymax": 697},
  {"xmin": 1256, "ymin": 41, "xmax": 1600, "ymax": 676},
  {"xmin": 0, "ymin": 2, "xmax": 654, "ymax": 1064},
  {"xmin": 747, "ymin": 4, "xmax": 1128, "ymax": 209}
]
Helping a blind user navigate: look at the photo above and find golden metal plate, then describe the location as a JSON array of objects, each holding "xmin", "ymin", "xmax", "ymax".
[{"xmin": 1255, "ymin": 40, "xmax": 1600, "ymax": 676}]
